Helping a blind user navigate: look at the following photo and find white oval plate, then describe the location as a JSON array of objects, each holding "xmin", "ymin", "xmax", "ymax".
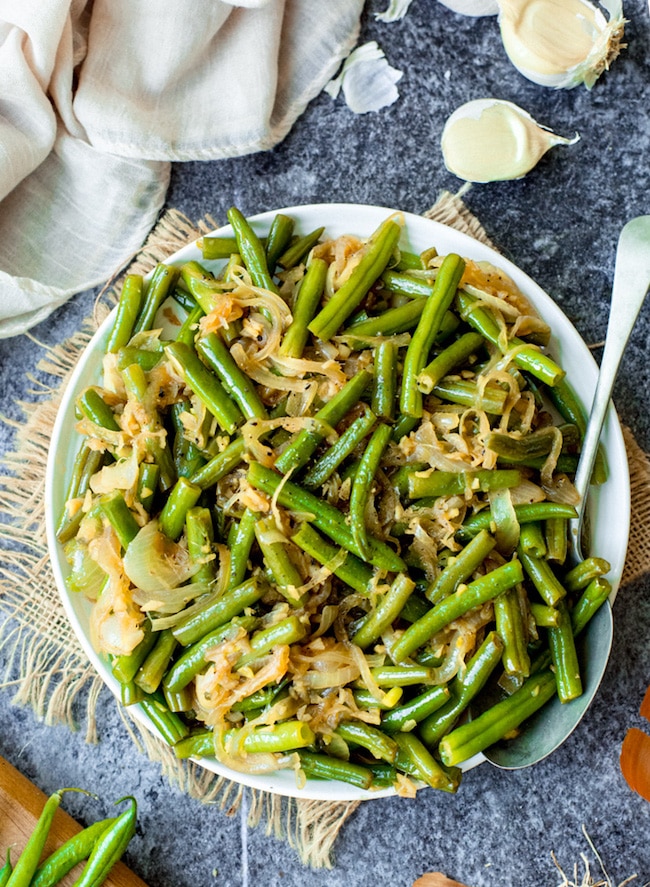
[{"xmin": 45, "ymin": 204, "xmax": 630, "ymax": 801}]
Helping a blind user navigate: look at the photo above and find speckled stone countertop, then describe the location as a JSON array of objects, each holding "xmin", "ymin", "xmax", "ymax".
[{"xmin": 1, "ymin": 3, "xmax": 650, "ymax": 885}]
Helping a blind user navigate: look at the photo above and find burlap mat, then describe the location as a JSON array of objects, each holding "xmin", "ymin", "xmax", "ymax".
[{"xmin": 1, "ymin": 191, "xmax": 649, "ymax": 872}]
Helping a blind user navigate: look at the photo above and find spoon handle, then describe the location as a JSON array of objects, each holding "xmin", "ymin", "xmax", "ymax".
[{"xmin": 573, "ymin": 218, "xmax": 650, "ymax": 506}]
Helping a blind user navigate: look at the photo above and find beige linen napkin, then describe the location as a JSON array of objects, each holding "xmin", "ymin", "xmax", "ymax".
[{"xmin": 0, "ymin": 0, "xmax": 363, "ymax": 339}]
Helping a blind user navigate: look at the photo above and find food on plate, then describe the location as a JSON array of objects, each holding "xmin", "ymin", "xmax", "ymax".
[{"xmin": 56, "ymin": 207, "xmax": 612, "ymax": 795}]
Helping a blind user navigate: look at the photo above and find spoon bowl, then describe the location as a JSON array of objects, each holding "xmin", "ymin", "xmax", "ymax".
[{"xmin": 484, "ymin": 216, "xmax": 650, "ymax": 770}]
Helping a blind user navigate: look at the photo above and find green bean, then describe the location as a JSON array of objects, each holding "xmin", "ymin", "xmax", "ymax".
[
  {"xmin": 177, "ymin": 721, "xmax": 315, "ymax": 759},
  {"xmin": 172, "ymin": 576, "xmax": 265, "ymax": 646},
  {"xmin": 529, "ymin": 602, "xmax": 560, "ymax": 628},
  {"xmin": 544, "ymin": 517, "xmax": 567, "ymax": 564},
  {"xmin": 56, "ymin": 445, "xmax": 104, "ymax": 543},
  {"xmin": 179, "ymin": 261, "xmax": 226, "ymax": 314},
  {"xmin": 302, "ymin": 406, "xmax": 376, "ymax": 489},
  {"xmin": 456, "ymin": 502, "xmax": 578, "ymax": 542},
  {"xmin": 456, "ymin": 290, "xmax": 565, "ymax": 387},
  {"xmin": 372, "ymin": 341, "xmax": 398, "ymax": 420},
  {"xmin": 111, "ymin": 619, "xmax": 157, "ymax": 684},
  {"xmin": 163, "ymin": 683, "xmax": 194, "ymax": 713},
  {"xmin": 400, "ymin": 253, "xmax": 465, "ymax": 417},
  {"xmin": 0, "ymin": 852, "xmax": 10, "ymax": 887},
  {"xmin": 425, "ymin": 529, "xmax": 496, "ymax": 604},
  {"xmin": 78, "ymin": 388, "xmax": 120, "ymax": 431},
  {"xmin": 563, "ymin": 556, "xmax": 611, "ymax": 593},
  {"xmin": 107, "ymin": 275, "xmax": 144, "ymax": 352},
  {"xmin": 236, "ymin": 615, "xmax": 307, "ymax": 669},
  {"xmin": 158, "ymin": 477, "xmax": 202, "ymax": 540},
  {"xmin": 133, "ymin": 263, "xmax": 180, "ymax": 334},
  {"xmin": 408, "ymin": 468, "xmax": 521, "ymax": 500},
  {"xmin": 494, "ymin": 586, "xmax": 530, "ymax": 677},
  {"xmin": 381, "ymin": 270, "xmax": 437, "ymax": 299},
  {"xmin": 199, "ymin": 235, "xmax": 240, "ymax": 260},
  {"xmin": 31, "ymin": 818, "xmax": 117, "ymax": 887},
  {"xmin": 6, "ymin": 788, "xmax": 84, "ymax": 887},
  {"xmin": 99, "ymin": 491, "xmax": 140, "ymax": 549},
  {"xmin": 172, "ymin": 286, "xmax": 197, "ymax": 313},
  {"xmin": 381, "ymin": 685, "xmax": 450, "ymax": 734},
  {"xmin": 227, "ymin": 508, "xmax": 259, "ymax": 589},
  {"xmin": 297, "ymin": 752, "xmax": 373, "ymax": 790},
  {"xmin": 247, "ymin": 461, "xmax": 405, "ymax": 572},
  {"xmin": 334, "ymin": 721, "xmax": 398, "ymax": 764},
  {"xmin": 484, "ymin": 427, "xmax": 571, "ymax": 461},
  {"xmin": 254, "ymin": 517, "xmax": 306, "ymax": 606},
  {"xmin": 175, "ymin": 302, "xmax": 204, "ymax": 347},
  {"xmin": 391, "ymin": 559, "xmax": 523, "ymax": 663},
  {"xmin": 417, "ymin": 331, "xmax": 485, "ymax": 394},
  {"xmin": 309, "ymin": 218, "xmax": 402, "ymax": 340},
  {"xmin": 275, "ymin": 370, "xmax": 372, "ymax": 475},
  {"xmin": 227, "ymin": 206, "xmax": 278, "ymax": 293},
  {"xmin": 290, "ymin": 522, "xmax": 374, "ymax": 594},
  {"xmin": 432, "ymin": 378, "xmax": 508, "ymax": 415},
  {"xmin": 190, "ymin": 437, "xmax": 246, "ymax": 490},
  {"xmin": 134, "ymin": 629, "xmax": 178, "ymax": 695},
  {"xmin": 196, "ymin": 332, "xmax": 268, "ymax": 420},
  {"xmin": 350, "ymin": 423, "xmax": 392, "ymax": 559},
  {"xmin": 394, "ymin": 251, "xmax": 425, "ymax": 271},
  {"xmin": 165, "ymin": 340, "xmax": 243, "ymax": 434},
  {"xmin": 366, "ymin": 664, "xmax": 435, "ymax": 687},
  {"xmin": 438, "ymin": 670, "xmax": 557, "ymax": 766},
  {"xmin": 419, "ymin": 630, "xmax": 504, "ymax": 746},
  {"xmin": 571, "ymin": 577, "xmax": 612, "ymax": 636},
  {"xmin": 393, "ymin": 733, "xmax": 460, "ymax": 792},
  {"xmin": 279, "ymin": 257, "xmax": 328, "ymax": 358},
  {"xmin": 265, "ymin": 213, "xmax": 295, "ymax": 271},
  {"xmin": 518, "ymin": 521, "xmax": 547, "ymax": 558},
  {"xmin": 345, "ymin": 299, "xmax": 426, "ymax": 338},
  {"xmin": 119, "ymin": 679, "xmax": 146, "ymax": 706},
  {"xmin": 548, "ymin": 600, "xmax": 582, "ymax": 702},
  {"xmin": 164, "ymin": 616, "xmax": 258, "ymax": 693},
  {"xmin": 517, "ymin": 546, "xmax": 566, "ymax": 607},
  {"xmin": 353, "ymin": 686, "xmax": 404, "ymax": 710},
  {"xmin": 391, "ymin": 414, "xmax": 419, "ymax": 442},
  {"xmin": 116, "ymin": 345, "xmax": 164, "ymax": 373},
  {"xmin": 170, "ymin": 404, "xmax": 206, "ymax": 479},
  {"xmin": 186, "ymin": 506, "xmax": 217, "ymax": 584},
  {"xmin": 352, "ymin": 573, "xmax": 415, "ymax": 650},
  {"xmin": 71, "ymin": 796, "xmax": 137, "ymax": 887},
  {"xmin": 139, "ymin": 694, "xmax": 189, "ymax": 744},
  {"xmin": 277, "ymin": 227, "xmax": 325, "ymax": 270}
]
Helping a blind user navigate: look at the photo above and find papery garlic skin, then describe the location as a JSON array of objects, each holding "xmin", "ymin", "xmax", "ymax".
[
  {"xmin": 441, "ymin": 98, "xmax": 579, "ymax": 183},
  {"xmin": 436, "ymin": 0, "xmax": 499, "ymax": 14},
  {"xmin": 497, "ymin": 0, "xmax": 626, "ymax": 89}
]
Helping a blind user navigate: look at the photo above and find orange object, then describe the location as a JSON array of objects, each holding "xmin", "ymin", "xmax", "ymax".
[
  {"xmin": 620, "ymin": 727, "xmax": 650, "ymax": 803},
  {"xmin": 639, "ymin": 685, "xmax": 650, "ymax": 722},
  {"xmin": 413, "ymin": 874, "xmax": 471, "ymax": 887},
  {"xmin": 0, "ymin": 755, "xmax": 148, "ymax": 886}
]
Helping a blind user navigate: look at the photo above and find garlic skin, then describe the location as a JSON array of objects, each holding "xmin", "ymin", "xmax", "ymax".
[
  {"xmin": 436, "ymin": 0, "xmax": 499, "ymax": 14},
  {"xmin": 497, "ymin": 0, "xmax": 626, "ymax": 89},
  {"xmin": 441, "ymin": 98, "xmax": 579, "ymax": 183}
]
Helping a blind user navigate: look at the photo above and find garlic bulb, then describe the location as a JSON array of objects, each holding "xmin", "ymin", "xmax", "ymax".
[
  {"xmin": 497, "ymin": 0, "xmax": 626, "ymax": 89},
  {"xmin": 437, "ymin": 0, "xmax": 499, "ymax": 13},
  {"xmin": 441, "ymin": 98, "xmax": 579, "ymax": 183}
]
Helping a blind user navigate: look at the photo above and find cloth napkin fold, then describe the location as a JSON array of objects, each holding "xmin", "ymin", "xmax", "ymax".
[{"xmin": 0, "ymin": 0, "xmax": 363, "ymax": 339}]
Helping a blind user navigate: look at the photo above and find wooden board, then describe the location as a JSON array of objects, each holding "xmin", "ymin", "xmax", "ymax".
[{"xmin": 0, "ymin": 755, "xmax": 148, "ymax": 885}]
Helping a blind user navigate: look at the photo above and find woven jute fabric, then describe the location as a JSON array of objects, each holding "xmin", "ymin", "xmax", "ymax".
[{"xmin": 1, "ymin": 191, "xmax": 649, "ymax": 871}]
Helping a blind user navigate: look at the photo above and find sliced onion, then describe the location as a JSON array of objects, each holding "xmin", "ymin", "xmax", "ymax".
[{"xmin": 123, "ymin": 519, "xmax": 197, "ymax": 593}]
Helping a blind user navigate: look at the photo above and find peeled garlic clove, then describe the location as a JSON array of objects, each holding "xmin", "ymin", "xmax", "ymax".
[
  {"xmin": 324, "ymin": 42, "xmax": 403, "ymax": 114},
  {"xmin": 497, "ymin": 0, "xmax": 626, "ymax": 89},
  {"xmin": 441, "ymin": 98, "xmax": 579, "ymax": 183},
  {"xmin": 436, "ymin": 0, "xmax": 499, "ymax": 14}
]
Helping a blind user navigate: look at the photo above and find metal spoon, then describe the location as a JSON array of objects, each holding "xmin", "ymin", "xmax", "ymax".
[{"xmin": 484, "ymin": 216, "xmax": 650, "ymax": 770}]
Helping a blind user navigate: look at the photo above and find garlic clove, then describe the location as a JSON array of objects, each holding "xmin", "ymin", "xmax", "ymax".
[
  {"xmin": 436, "ymin": 0, "xmax": 499, "ymax": 14},
  {"xmin": 324, "ymin": 42, "xmax": 403, "ymax": 114},
  {"xmin": 440, "ymin": 98, "xmax": 579, "ymax": 183},
  {"xmin": 497, "ymin": 0, "xmax": 627, "ymax": 89}
]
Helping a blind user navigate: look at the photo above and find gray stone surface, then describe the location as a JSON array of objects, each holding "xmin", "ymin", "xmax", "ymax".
[{"xmin": 1, "ymin": 2, "xmax": 650, "ymax": 885}]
